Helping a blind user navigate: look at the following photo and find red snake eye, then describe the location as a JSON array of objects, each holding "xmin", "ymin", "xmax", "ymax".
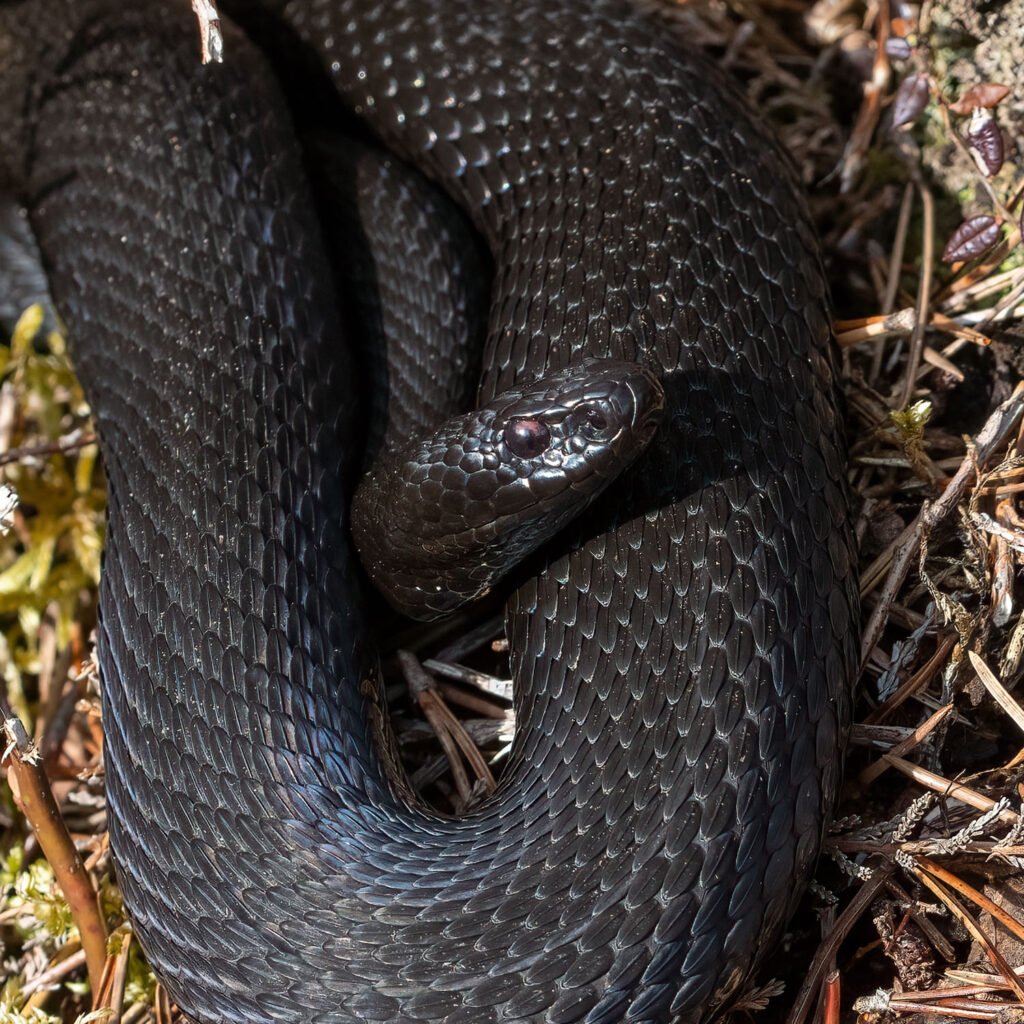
[{"xmin": 504, "ymin": 418, "xmax": 551, "ymax": 458}]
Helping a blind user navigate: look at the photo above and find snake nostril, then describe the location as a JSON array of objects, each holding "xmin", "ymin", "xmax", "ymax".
[{"xmin": 504, "ymin": 417, "xmax": 551, "ymax": 458}]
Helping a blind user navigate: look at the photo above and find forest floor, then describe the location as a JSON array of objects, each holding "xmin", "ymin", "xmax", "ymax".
[{"xmin": 3, "ymin": 1, "xmax": 1024, "ymax": 1022}]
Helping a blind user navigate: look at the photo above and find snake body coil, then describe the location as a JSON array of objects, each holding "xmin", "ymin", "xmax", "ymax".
[{"xmin": 0, "ymin": 0, "xmax": 858, "ymax": 1021}]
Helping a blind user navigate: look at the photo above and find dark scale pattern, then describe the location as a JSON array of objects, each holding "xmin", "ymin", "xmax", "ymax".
[
  {"xmin": 0, "ymin": 0, "xmax": 858, "ymax": 1022},
  {"xmin": 312, "ymin": 143, "xmax": 490, "ymax": 459}
]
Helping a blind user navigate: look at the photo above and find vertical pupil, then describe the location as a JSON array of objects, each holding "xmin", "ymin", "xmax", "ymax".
[{"xmin": 504, "ymin": 418, "xmax": 550, "ymax": 458}]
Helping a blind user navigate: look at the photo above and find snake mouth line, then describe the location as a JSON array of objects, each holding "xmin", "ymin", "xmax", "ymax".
[{"xmin": 624, "ymin": 367, "xmax": 666, "ymax": 444}]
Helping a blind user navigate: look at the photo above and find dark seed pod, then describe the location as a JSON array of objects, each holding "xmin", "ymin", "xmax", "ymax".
[
  {"xmin": 885, "ymin": 37, "xmax": 912, "ymax": 60},
  {"xmin": 941, "ymin": 215, "xmax": 1000, "ymax": 263},
  {"xmin": 967, "ymin": 109, "xmax": 1004, "ymax": 176},
  {"xmin": 892, "ymin": 73, "xmax": 930, "ymax": 129}
]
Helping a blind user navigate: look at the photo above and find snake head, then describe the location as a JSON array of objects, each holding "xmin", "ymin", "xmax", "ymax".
[{"xmin": 351, "ymin": 358, "xmax": 664, "ymax": 619}]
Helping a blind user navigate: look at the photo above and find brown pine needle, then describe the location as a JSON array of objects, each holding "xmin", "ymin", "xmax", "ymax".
[
  {"xmin": 969, "ymin": 651, "xmax": 1024, "ymax": 738},
  {"xmin": 948, "ymin": 965, "xmax": 1024, "ymax": 987},
  {"xmin": 917, "ymin": 856, "xmax": 1024, "ymax": 945},
  {"xmin": 398, "ymin": 651, "xmax": 496, "ymax": 802},
  {"xmin": 822, "ymin": 971, "xmax": 841, "ymax": 1024},
  {"xmin": 155, "ymin": 983, "xmax": 176, "ymax": 1024},
  {"xmin": 93, "ymin": 925, "xmax": 133, "ymax": 1016},
  {"xmin": 900, "ymin": 982, "xmax": 1008, "ymax": 999},
  {"xmin": 911, "ymin": 864, "xmax": 1024, "ymax": 1002}
]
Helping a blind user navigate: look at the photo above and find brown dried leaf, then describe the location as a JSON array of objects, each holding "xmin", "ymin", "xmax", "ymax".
[
  {"xmin": 941, "ymin": 215, "xmax": 1000, "ymax": 263},
  {"xmin": 892, "ymin": 73, "xmax": 930, "ymax": 129},
  {"xmin": 891, "ymin": 16, "xmax": 914, "ymax": 36},
  {"xmin": 948, "ymin": 83, "xmax": 1011, "ymax": 115},
  {"xmin": 968, "ymin": 110, "xmax": 1004, "ymax": 176}
]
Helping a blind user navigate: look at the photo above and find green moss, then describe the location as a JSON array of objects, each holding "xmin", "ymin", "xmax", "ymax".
[
  {"xmin": 890, "ymin": 399, "xmax": 932, "ymax": 440},
  {"xmin": 0, "ymin": 305, "xmax": 105, "ymax": 724}
]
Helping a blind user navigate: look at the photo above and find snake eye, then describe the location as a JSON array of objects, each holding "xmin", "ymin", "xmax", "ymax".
[
  {"xmin": 585, "ymin": 407, "xmax": 608, "ymax": 430},
  {"xmin": 504, "ymin": 418, "xmax": 551, "ymax": 458}
]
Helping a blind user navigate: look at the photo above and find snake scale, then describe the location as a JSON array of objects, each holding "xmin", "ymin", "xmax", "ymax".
[{"xmin": 0, "ymin": 0, "xmax": 858, "ymax": 1021}]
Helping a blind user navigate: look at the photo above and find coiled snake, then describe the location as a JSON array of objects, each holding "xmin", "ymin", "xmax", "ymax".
[{"xmin": 0, "ymin": 0, "xmax": 858, "ymax": 1020}]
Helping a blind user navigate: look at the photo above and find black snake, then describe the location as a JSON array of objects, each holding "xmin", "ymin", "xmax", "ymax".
[{"xmin": 0, "ymin": 0, "xmax": 858, "ymax": 1020}]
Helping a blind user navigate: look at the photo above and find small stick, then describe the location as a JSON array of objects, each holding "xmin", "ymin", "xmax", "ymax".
[
  {"xmin": 1, "ymin": 703, "xmax": 107, "ymax": 994},
  {"xmin": 884, "ymin": 875, "xmax": 956, "ymax": 961},
  {"xmin": 837, "ymin": 307, "xmax": 916, "ymax": 345},
  {"xmin": 884, "ymin": 755, "xmax": 1018, "ymax": 824},
  {"xmin": 0, "ymin": 433, "xmax": 96, "ymax": 467},
  {"xmin": 857, "ymin": 702, "xmax": 953, "ymax": 786},
  {"xmin": 438, "ymin": 682, "xmax": 511, "ymax": 720},
  {"xmin": 860, "ymin": 519, "xmax": 918, "ymax": 598},
  {"xmin": 21, "ymin": 947, "xmax": 88, "ymax": 997},
  {"xmin": 830, "ymin": 840, "xmax": 1024, "ymax": 857},
  {"xmin": 837, "ymin": 0, "xmax": 891, "ymax": 193},
  {"xmin": 863, "ymin": 633, "xmax": 955, "ymax": 725},
  {"xmin": 93, "ymin": 926, "xmax": 133, "ymax": 1021},
  {"xmin": 155, "ymin": 983, "xmax": 175, "ymax": 1024},
  {"xmin": 784, "ymin": 868, "xmax": 891, "ymax": 1024},
  {"xmin": 422, "ymin": 658, "xmax": 513, "ymax": 703},
  {"xmin": 886, "ymin": 999, "xmax": 1000, "ymax": 1019},
  {"xmin": 881, "ymin": 184, "xmax": 914, "ymax": 325},
  {"xmin": 948, "ymin": 964, "xmax": 1024, "ymax": 986},
  {"xmin": 858, "ymin": 383, "xmax": 1024, "ymax": 675},
  {"xmin": 897, "ymin": 984, "xmax": 1010, "ymax": 1000}
]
